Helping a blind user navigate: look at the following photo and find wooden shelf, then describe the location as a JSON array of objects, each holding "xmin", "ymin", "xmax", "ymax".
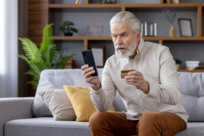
[
  {"xmin": 53, "ymin": 36, "xmax": 204, "ymax": 41},
  {"xmin": 178, "ymin": 69, "xmax": 204, "ymax": 72},
  {"xmin": 49, "ymin": 3, "xmax": 204, "ymax": 9},
  {"xmin": 159, "ymin": 37, "xmax": 204, "ymax": 41},
  {"xmin": 53, "ymin": 36, "xmax": 85, "ymax": 40},
  {"xmin": 49, "ymin": 4, "xmax": 122, "ymax": 8}
]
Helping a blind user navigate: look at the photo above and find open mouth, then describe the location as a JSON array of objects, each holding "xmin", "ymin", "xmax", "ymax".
[{"xmin": 117, "ymin": 48, "xmax": 126, "ymax": 51}]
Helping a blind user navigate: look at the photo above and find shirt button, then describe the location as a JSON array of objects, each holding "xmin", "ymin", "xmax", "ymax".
[{"xmin": 139, "ymin": 96, "xmax": 141, "ymax": 99}]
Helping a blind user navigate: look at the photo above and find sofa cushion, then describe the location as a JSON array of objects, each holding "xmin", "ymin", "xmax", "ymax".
[
  {"xmin": 32, "ymin": 69, "xmax": 103, "ymax": 117},
  {"xmin": 5, "ymin": 118, "xmax": 204, "ymax": 136},
  {"xmin": 178, "ymin": 72, "xmax": 204, "ymax": 122},
  {"xmin": 32, "ymin": 69, "xmax": 126, "ymax": 117},
  {"xmin": 64, "ymin": 85, "xmax": 115, "ymax": 122},
  {"xmin": 175, "ymin": 123, "xmax": 204, "ymax": 136},
  {"xmin": 38, "ymin": 89, "xmax": 76, "ymax": 121},
  {"xmin": 5, "ymin": 118, "xmax": 91, "ymax": 136}
]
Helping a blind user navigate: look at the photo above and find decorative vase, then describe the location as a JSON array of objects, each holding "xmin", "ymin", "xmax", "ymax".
[
  {"xmin": 170, "ymin": 26, "xmax": 176, "ymax": 37},
  {"xmin": 176, "ymin": 64, "xmax": 180, "ymax": 70}
]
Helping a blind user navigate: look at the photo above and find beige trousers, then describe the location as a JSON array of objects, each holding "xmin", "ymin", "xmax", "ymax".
[{"xmin": 89, "ymin": 111, "xmax": 186, "ymax": 136}]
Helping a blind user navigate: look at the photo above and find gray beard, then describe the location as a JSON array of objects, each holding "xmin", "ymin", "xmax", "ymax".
[{"xmin": 115, "ymin": 39, "xmax": 137, "ymax": 58}]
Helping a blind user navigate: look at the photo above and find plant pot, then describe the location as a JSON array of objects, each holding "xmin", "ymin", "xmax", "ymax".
[
  {"xmin": 64, "ymin": 32, "xmax": 73, "ymax": 36},
  {"xmin": 176, "ymin": 64, "xmax": 180, "ymax": 70},
  {"xmin": 170, "ymin": 26, "xmax": 176, "ymax": 37}
]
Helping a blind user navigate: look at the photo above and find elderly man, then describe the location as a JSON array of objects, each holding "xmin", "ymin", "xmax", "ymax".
[{"xmin": 81, "ymin": 11, "xmax": 188, "ymax": 136}]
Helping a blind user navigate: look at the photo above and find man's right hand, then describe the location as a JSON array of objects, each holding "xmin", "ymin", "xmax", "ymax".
[{"xmin": 81, "ymin": 65, "xmax": 101, "ymax": 90}]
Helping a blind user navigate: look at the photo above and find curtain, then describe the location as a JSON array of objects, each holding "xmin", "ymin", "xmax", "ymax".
[
  {"xmin": 0, "ymin": 0, "xmax": 18, "ymax": 97},
  {"xmin": 18, "ymin": 0, "xmax": 28, "ymax": 97}
]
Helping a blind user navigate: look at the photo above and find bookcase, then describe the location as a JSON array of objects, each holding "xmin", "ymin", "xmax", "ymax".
[{"xmin": 27, "ymin": 0, "xmax": 203, "ymax": 96}]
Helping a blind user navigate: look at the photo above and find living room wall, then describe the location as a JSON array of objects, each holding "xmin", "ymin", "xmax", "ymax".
[{"xmin": 53, "ymin": 0, "xmax": 204, "ymax": 69}]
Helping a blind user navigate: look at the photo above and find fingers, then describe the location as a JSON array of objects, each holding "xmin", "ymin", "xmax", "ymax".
[
  {"xmin": 84, "ymin": 69, "xmax": 95, "ymax": 78},
  {"xmin": 127, "ymin": 70, "xmax": 141, "ymax": 76},
  {"xmin": 81, "ymin": 64, "xmax": 89, "ymax": 71},
  {"xmin": 124, "ymin": 75, "xmax": 142, "ymax": 81}
]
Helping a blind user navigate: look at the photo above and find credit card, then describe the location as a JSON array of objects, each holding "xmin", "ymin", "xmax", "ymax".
[{"xmin": 121, "ymin": 70, "xmax": 135, "ymax": 79}]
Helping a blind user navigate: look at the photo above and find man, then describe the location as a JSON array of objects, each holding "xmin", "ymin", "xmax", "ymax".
[{"xmin": 81, "ymin": 11, "xmax": 188, "ymax": 136}]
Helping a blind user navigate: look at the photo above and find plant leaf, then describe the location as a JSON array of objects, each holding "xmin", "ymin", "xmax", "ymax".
[
  {"xmin": 18, "ymin": 38, "xmax": 41, "ymax": 62},
  {"xmin": 70, "ymin": 28, "xmax": 78, "ymax": 33},
  {"xmin": 64, "ymin": 21, "xmax": 74, "ymax": 26},
  {"xmin": 40, "ymin": 24, "xmax": 56, "ymax": 68}
]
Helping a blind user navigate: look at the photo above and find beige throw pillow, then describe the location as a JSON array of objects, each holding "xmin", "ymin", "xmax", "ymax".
[{"xmin": 38, "ymin": 89, "xmax": 76, "ymax": 121}]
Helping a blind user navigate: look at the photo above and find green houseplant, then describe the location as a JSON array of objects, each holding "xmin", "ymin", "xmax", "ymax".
[
  {"xmin": 59, "ymin": 21, "xmax": 78, "ymax": 36},
  {"xmin": 174, "ymin": 58, "xmax": 182, "ymax": 70},
  {"xmin": 18, "ymin": 24, "xmax": 74, "ymax": 90}
]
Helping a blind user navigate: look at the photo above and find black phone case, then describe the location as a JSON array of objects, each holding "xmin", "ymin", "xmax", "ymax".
[{"xmin": 82, "ymin": 50, "xmax": 98, "ymax": 76}]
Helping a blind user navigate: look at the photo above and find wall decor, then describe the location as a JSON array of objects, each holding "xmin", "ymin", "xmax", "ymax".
[
  {"xmin": 59, "ymin": 21, "xmax": 78, "ymax": 36},
  {"xmin": 178, "ymin": 18, "xmax": 193, "ymax": 37},
  {"xmin": 87, "ymin": 21, "xmax": 103, "ymax": 36},
  {"xmin": 173, "ymin": 0, "xmax": 179, "ymax": 4},
  {"xmin": 75, "ymin": 0, "xmax": 81, "ymax": 4},
  {"xmin": 89, "ymin": 45, "xmax": 106, "ymax": 68},
  {"xmin": 143, "ymin": 22, "xmax": 157, "ymax": 37},
  {"xmin": 162, "ymin": 9, "xmax": 177, "ymax": 37}
]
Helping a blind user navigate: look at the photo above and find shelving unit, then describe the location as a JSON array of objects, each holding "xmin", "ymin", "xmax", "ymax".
[
  {"xmin": 48, "ymin": 0, "xmax": 204, "ymax": 72},
  {"xmin": 178, "ymin": 69, "xmax": 204, "ymax": 72}
]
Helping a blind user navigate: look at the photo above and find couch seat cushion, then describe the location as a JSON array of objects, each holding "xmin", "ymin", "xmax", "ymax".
[
  {"xmin": 175, "ymin": 123, "xmax": 204, "ymax": 136},
  {"xmin": 5, "ymin": 118, "xmax": 204, "ymax": 136},
  {"xmin": 5, "ymin": 117, "xmax": 91, "ymax": 136}
]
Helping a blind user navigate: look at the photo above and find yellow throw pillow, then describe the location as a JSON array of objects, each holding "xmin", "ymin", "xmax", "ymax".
[{"xmin": 63, "ymin": 85, "xmax": 115, "ymax": 122}]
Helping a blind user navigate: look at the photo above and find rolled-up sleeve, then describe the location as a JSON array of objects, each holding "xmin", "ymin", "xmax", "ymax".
[{"xmin": 147, "ymin": 47, "xmax": 181, "ymax": 105}]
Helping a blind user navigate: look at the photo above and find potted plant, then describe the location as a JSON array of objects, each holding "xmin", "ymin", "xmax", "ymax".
[
  {"xmin": 174, "ymin": 58, "xmax": 182, "ymax": 70},
  {"xmin": 59, "ymin": 21, "xmax": 78, "ymax": 36},
  {"xmin": 18, "ymin": 23, "xmax": 74, "ymax": 90}
]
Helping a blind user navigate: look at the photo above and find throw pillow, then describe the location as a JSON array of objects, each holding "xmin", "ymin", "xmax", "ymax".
[
  {"xmin": 38, "ymin": 89, "xmax": 76, "ymax": 121},
  {"xmin": 63, "ymin": 85, "xmax": 115, "ymax": 122}
]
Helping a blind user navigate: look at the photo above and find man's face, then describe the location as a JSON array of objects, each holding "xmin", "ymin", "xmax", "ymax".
[{"xmin": 111, "ymin": 22, "xmax": 138, "ymax": 58}]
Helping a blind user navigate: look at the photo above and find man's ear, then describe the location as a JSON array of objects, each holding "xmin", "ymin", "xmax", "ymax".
[{"xmin": 136, "ymin": 29, "xmax": 141, "ymax": 40}]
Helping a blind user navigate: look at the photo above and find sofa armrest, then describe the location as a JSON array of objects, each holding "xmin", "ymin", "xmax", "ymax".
[{"xmin": 0, "ymin": 97, "xmax": 34, "ymax": 136}]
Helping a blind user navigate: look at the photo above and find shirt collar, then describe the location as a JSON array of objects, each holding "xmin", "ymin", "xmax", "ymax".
[{"xmin": 137, "ymin": 37, "xmax": 144, "ymax": 55}]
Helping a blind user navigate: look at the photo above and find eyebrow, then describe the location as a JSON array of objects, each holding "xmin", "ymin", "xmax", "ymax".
[{"xmin": 111, "ymin": 31, "xmax": 127, "ymax": 36}]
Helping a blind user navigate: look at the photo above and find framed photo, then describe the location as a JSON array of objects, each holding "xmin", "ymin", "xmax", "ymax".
[
  {"xmin": 101, "ymin": 0, "xmax": 117, "ymax": 4},
  {"xmin": 178, "ymin": 18, "xmax": 193, "ymax": 37},
  {"xmin": 89, "ymin": 45, "xmax": 106, "ymax": 68}
]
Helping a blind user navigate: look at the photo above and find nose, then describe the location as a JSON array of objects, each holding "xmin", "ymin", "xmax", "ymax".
[{"xmin": 115, "ymin": 36, "xmax": 123, "ymax": 46}]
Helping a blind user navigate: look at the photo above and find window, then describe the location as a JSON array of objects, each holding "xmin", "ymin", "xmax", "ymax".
[{"xmin": 0, "ymin": 0, "xmax": 5, "ymax": 75}]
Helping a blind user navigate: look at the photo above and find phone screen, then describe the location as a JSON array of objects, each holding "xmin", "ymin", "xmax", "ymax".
[{"xmin": 82, "ymin": 50, "xmax": 98, "ymax": 76}]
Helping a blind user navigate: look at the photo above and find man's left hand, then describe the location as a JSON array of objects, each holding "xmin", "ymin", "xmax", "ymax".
[{"xmin": 124, "ymin": 70, "xmax": 149, "ymax": 94}]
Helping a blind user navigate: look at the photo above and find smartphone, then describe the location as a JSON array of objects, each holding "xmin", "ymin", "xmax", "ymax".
[{"xmin": 82, "ymin": 50, "xmax": 98, "ymax": 76}]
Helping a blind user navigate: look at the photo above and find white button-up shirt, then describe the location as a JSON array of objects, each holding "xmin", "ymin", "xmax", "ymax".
[{"xmin": 90, "ymin": 38, "xmax": 189, "ymax": 123}]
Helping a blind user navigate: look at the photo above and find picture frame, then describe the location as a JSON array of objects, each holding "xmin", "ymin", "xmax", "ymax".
[
  {"xmin": 75, "ymin": 0, "xmax": 81, "ymax": 4},
  {"xmin": 89, "ymin": 45, "xmax": 106, "ymax": 68},
  {"xmin": 101, "ymin": 0, "xmax": 117, "ymax": 4},
  {"xmin": 178, "ymin": 18, "xmax": 193, "ymax": 37}
]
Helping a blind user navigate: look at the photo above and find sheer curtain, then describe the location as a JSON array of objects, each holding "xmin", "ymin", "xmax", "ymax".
[{"xmin": 0, "ymin": 0, "xmax": 18, "ymax": 97}]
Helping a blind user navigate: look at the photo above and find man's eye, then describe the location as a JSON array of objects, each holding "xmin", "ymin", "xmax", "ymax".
[{"xmin": 122, "ymin": 34, "xmax": 126, "ymax": 37}]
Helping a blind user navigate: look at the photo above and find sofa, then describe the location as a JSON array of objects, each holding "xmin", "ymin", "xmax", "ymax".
[{"xmin": 0, "ymin": 69, "xmax": 204, "ymax": 136}]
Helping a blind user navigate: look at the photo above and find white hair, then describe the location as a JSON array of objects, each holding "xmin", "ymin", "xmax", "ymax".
[{"xmin": 110, "ymin": 11, "xmax": 141, "ymax": 33}]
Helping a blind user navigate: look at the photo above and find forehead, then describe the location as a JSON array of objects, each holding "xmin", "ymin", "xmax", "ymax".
[{"xmin": 111, "ymin": 22, "xmax": 131, "ymax": 34}]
